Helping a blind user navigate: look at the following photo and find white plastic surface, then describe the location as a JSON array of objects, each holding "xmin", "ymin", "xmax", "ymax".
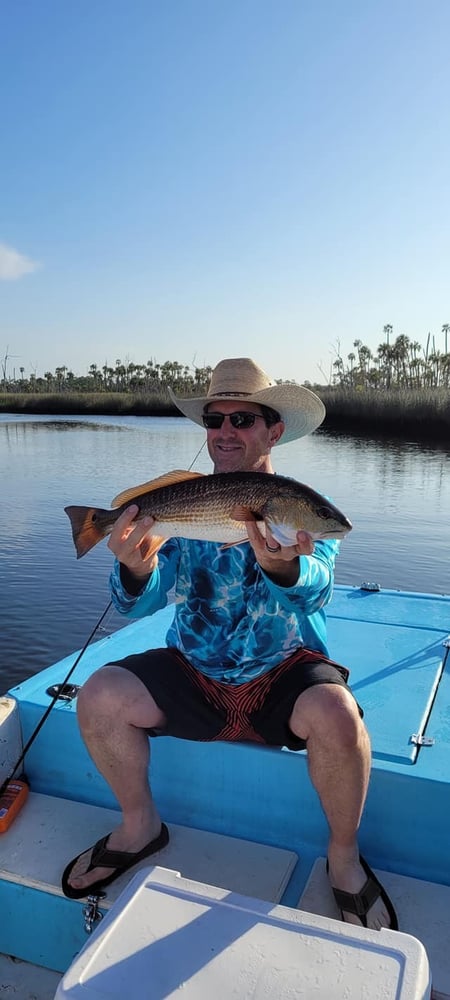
[
  {"xmin": 55, "ymin": 866, "xmax": 431, "ymax": 999},
  {"xmin": 0, "ymin": 793, "xmax": 296, "ymax": 906},
  {"xmin": 299, "ymin": 856, "xmax": 450, "ymax": 998},
  {"xmin": 0, "ymin": 697, "xmax": 22, "ymax": 782}
]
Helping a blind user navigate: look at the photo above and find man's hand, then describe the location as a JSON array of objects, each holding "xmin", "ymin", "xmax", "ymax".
[
  {"xmin": 245, "ymin": 521, "xmax": 314, "ymax": 586},
  {"xmin": 108, "ymin": 505, "xmax": 164, "ymax": 580}
]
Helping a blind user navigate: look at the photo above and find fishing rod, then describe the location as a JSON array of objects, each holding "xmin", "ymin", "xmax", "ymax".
[
  {"xmin": 0, "ymin": 600, "xmax": 113, "ymax": 802},
  {"xmin": 0, "ymin": 439, "xmax": 208, "ymax": 812}
]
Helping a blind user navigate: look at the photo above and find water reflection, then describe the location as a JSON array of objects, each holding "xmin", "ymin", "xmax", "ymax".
[{"xmin": 1, "ymin": 414, "xmax": 448, "ymax": 691}]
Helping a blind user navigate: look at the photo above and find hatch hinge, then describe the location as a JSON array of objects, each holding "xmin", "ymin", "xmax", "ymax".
[
  {"xmin": 360, "ymin": 582, "xmax": 381, "ymax": 592},
  {"xmin": 410, "ymin": 733, "xmax": 435, "ymax": 747},
  {"xmin": 83, "ymin": 893, "xmax": 105, "ymax": 934}
]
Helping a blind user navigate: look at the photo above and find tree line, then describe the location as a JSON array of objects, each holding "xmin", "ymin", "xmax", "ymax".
[
  {"xmin": 322, "ymin": 324, "xmax": 450, "ymax": 390},
  {"xmin": 0, "ymin": 356, "xmax": 213, "ymax": 395},
  {"xmin": 1, "ymin": 324, "xmax": 450, "ymax": 394}
]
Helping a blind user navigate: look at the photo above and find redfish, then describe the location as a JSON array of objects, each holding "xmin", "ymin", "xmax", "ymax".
[{"xmin": 65, "ymin": 469, "xmax": 352, "ymax": 559}]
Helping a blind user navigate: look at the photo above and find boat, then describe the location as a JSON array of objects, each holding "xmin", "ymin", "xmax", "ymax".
[{"xmin": 1, "ymin": 581, "xmax": 449, "ymax": 998}]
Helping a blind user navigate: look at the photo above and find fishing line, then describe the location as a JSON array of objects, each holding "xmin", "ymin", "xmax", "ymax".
[
  {"xmin": 1, "ymin": 437, "xmax": 207, "ymax": 798},
  {"xmin": 187, "ymin": 438, "xmax": 206, "ymax": 470}
]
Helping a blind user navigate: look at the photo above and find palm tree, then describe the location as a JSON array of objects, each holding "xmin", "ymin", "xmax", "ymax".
[
  {"xmin": 359, "ymin": 346, "xmax": 372, "ymax": 386},
  {"xmin": 391, "ymin": 335, "xmax": 410, "ymax": 386},
  {"xmin": 443, "ymin": 324, "xmax": 449, "ymax": 355},
  {"xmin": 383, "ymin": 324, "xmax": 392, "ymax": 347},
  {"xmin": 347, "ymin": 353, "xmax": 356, "ymax": 386},
  {"xmin": 376, "ymin": 342, "xmax": 393, "ymax": 389}
]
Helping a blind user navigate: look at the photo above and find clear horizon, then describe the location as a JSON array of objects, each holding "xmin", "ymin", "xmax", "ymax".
[{"xmin": 2, "ymin": 1, "xmax": 449, "ymax": 385}]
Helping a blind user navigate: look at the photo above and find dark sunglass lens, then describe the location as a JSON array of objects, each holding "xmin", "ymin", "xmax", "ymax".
[
  {"xmin": 203, "ymin": 411, "xmax": 259, "ymax": 429},
  {"xmin": 230, "ymin": 412, "xmax": 256, "ymax": 428},
  {"xmin": 202, "ymin": 413, "xmax": 224, "ymax": 429}
]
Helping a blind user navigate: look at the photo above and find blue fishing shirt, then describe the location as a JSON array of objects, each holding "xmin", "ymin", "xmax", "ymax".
[{"xmin": 110, "ymin": 534, "xmax": 340, "ymax": 684}]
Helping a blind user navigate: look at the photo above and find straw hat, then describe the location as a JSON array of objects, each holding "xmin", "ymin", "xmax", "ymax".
[{"xmin": 168, "ymin": 358, "xmax": 325, "ymax": 444}]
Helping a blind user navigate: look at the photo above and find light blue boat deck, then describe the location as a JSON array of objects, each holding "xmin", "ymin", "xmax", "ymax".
[{"xmin": 8, "ymin": 582, "xmax": 450, "ymax": 909}]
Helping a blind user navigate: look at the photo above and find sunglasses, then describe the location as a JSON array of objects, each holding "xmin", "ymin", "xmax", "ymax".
[{"xmin": 202, "ymin": 411, "xmax": 266, "ymax": 430}]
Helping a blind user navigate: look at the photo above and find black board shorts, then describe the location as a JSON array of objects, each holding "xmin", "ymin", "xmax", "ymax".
[{"xmin": 113, "ymin": 646, "xmax": 362, "ymax": 751}]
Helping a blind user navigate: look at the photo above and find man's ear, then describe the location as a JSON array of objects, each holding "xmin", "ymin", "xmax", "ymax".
[{"xmin": 269, "ymin": 421, "xmax": 285, "ymax": 446}]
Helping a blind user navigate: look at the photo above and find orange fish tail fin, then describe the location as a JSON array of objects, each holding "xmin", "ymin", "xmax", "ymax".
[{"xmin": 64, "ymin": 506, "xmax": 109, "ymax": 559}]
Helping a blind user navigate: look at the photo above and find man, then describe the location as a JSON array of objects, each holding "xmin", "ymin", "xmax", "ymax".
[{"xmin": 62, "ymin": 357, "xmax": 397, "ymax": 931}]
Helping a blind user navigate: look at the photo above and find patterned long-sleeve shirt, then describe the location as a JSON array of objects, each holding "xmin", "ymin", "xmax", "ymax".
[{"xmin": 110, "ymin": 532, "xmax": 340, "ymax": 684}]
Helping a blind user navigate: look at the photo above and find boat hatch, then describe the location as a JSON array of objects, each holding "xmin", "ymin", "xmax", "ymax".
[{"xmin": 328, "ymin": 587, "xmax": 449, "ymax": 766}]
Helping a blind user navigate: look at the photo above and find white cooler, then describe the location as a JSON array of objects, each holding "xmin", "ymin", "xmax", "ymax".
[{"xmin": 55, "ymin": 865, "xmax": 431, "ymax": 999}]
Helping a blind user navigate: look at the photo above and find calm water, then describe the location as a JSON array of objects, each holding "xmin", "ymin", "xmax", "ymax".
[{"xmin": 1, "ymin": 414, "xmax": 449, "ymax": 691}]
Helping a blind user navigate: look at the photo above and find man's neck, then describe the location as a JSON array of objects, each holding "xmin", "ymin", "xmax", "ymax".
[
  {"xmin": 256, "ymin": 456, "xmax": 275, "ymax": 474},
  {"xmin": 212, "ymin": 457, "xmax": 275, "ymax": 475}
]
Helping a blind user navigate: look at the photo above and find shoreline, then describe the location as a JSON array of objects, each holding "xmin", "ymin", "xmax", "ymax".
[{"xmin": 0, "ymin": 387, "xmax": 448, "ymax": 442}]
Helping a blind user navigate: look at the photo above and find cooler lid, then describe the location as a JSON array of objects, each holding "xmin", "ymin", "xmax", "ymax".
[{"xmin": 56, "ymin": 866, "xmax": 430, "ymax": 1000}]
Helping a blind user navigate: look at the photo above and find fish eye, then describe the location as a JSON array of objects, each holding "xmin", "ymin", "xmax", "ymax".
[{"xmin": 316, "ymin": 506, "xmax": 334, "ymax": 520}]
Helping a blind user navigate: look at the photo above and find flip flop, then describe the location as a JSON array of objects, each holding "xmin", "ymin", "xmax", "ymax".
[
  {"xmin": 327, "ymin": 854, "xmax": 398, "ymax": 931},
  {"xmin": 61, "ymin": 822, "xmax": 170, "ymax": 899}
]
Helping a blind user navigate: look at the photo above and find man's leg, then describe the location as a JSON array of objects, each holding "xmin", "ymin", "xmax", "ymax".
[
  {"xmin": 289, "ymin": 683, "xmax": 391, "ymax": 931},
  {"xmin": 66, "ymin": 665, "xmax": 164, "ymax": 894}
]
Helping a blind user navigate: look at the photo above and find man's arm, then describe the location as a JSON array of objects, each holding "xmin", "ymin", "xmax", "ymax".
[{"xmin": 246, "ymin": 521, "xmax": 338, "ymax": 615}]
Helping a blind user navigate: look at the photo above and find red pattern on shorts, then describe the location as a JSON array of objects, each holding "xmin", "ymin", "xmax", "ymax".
[{"xmin": 172, "ymin": 646, "xmax": 347, "ymax": 743}]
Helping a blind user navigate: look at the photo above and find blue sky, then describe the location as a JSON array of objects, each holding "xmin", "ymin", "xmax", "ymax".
[{"xmin": 1, "ymin": 0, "xmax": 449, "ymax": 385}]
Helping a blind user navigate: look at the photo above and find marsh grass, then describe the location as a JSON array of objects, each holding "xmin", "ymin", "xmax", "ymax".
[
  {"xmin": 0, "ymin": 390, "xmax": 170, "ymax": 416},
  {"xmin": 0, "ymin": 387, "xmax": 448, "ymax": 439},
  {"xmin": 318, "ymin": 386, "xmax": 449, "ymax": 437}
]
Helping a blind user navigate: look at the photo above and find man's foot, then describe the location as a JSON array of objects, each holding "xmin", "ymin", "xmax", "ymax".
[
  {"xmin": 61, "ymin": 823, "xmax": 169, "ymax": 899},
  {"xmin": 327, "ymin": 852, "xmax": 398, "ymax": 931}
]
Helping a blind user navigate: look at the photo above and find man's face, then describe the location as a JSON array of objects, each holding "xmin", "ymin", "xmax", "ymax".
[{"xmin": 205, "ymin": 400, "xmax": 284, "ymax": 473}]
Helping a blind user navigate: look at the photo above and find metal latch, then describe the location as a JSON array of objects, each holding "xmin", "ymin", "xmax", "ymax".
[
  {"xmin": 410, "ymin": 733, "xmax": 435, "ymax": 746},
  {"xmin": 83, "ymin": 893, "xmax": 105, "ymax": 934},
  {"xmin": 360, "ymin": 582, "xmax": 381, "ymax": 592},
  {"xmin": 443, "ymin": 635, "xmax": 450, "ymax": 648}
]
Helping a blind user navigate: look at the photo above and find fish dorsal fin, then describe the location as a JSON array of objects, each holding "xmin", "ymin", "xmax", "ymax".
[{"xmin": 111, "ymin": 470, "xmax": 205, "ymax": 508}]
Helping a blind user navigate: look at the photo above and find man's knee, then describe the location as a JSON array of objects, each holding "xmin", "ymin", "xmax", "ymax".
[
  {"xmin": 77, "ymin": 665, "xmax": 140, "ymax": 719},
  {"xmin": 289, "ymin": 683, "xmax": 364, "ymax": 746},
  {"xmin": 78, "ymin": 665, "xmax": 165, "ymax": 731}
]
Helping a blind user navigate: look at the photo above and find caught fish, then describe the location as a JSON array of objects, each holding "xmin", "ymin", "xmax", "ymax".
[{"xmin": 64, "ymin": 469, "xmax": 352, "ymax": 559}]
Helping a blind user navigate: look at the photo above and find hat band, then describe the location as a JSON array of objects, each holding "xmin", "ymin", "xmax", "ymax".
[{"xmin": 208, "ymin": 390, "xmax": 268, "ymax": 398}]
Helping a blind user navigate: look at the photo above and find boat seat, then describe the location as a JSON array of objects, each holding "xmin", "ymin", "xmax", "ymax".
[
  {"xmin": 299, "ymin": 857, "xmax": 450, "ymax": 1000},
  {"xmin": 0, "ymin": 790, "xmax": 297, "ymax": 905},
  {"xmin": 0, "ymin": 791, "xmax": 297, "ymax": 973}
]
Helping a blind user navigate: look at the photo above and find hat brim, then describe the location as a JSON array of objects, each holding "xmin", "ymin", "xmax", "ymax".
[{"xmin": 168, "ymin": 383, "xmax": 325, "ymax": 444}]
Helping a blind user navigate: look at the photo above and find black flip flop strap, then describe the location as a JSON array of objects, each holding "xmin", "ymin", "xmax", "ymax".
[
  {"xmin": 91, "ymin": 837, "xmax": 138, "ymax": 870},
  {"xmin": 90, "ymin": 824, "xmax": 168, "ymax": 871},
  {"xmin": 332, "ymin": 877, "xmax": 380, "ymax": 918}
]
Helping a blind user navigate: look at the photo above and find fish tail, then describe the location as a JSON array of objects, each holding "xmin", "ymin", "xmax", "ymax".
[{"xmin": 64, "ymin": 505, "xmax": 110, "ymax": 559}]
